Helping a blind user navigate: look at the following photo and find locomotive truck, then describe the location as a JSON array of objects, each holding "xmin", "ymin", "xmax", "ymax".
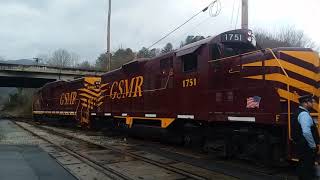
[{"xmin": 33, "ymin": 29, "xmax": 320, "ymax": 164}]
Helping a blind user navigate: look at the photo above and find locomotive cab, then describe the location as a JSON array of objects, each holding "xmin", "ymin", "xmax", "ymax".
[
  {"xmin": 210, "ymin": 29, "xmax": 258, "ymax": 60},
  {"xmin": 205, "ymin": 29, "xmax": 319, "ymax": 163}
]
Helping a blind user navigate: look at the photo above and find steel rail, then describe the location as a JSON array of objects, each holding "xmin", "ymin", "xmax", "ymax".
[
  {"xmin": 18, "ymin": 121, "xmax": 209, "ymax": 180},
  {"xmin": 13, "ymin": 120, "xmax": 134, "ymax": 180}
]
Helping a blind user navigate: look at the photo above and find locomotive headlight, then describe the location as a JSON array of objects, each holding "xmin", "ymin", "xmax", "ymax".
[
  {"xmin": 247, "ymin": 36, "xmax": 252, "ymax": 42},
  {"xmin": 247, "ymin": 30, "xmax": 253, "ymax": 36}
]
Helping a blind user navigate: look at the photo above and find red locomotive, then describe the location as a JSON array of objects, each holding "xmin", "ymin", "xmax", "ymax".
[{"xmin": 33, "ymin": 29, "xmax": 319, "ymax": 163}]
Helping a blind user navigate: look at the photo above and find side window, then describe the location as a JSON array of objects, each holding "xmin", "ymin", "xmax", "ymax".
[
  {"xmin": 223, "ymin": 47, "xmax": 236, "ymax": 57},
  {"xmin": 226, "ymin": 91, "xmax": 234, "ymax": 102},
  {"xmin": 160, "ymin": 58, "xmax": 173, "ymax": 70},
  {"xmin": 211, "ymin": 44, "xmax": 221, "ymax": 60},
  {"xmin": 211, "ymin": 44, "xmax": 222, "ymax": 72},
  {"xmin": 216, "ymin": 92, "xmax": 223, "ymax": 102},
  {"xmin": 182, "ymin": 54, "xmax": 197, "ymax": 72},
  {"xmin": 160, "ymin": 57, "xmax": 173, "ymax": 88},
  {"xmin": 167, "ymin": 78, "xmax": 173, "ymax": 88},
  {"xmin": 216, "ymin": 91, "xmax": 234, "ymax": 102}
]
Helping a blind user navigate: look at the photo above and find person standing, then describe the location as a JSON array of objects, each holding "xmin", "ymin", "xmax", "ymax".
[{"xmin": 292, "ymin": 94, "xmax": 319, "ymax": 180}]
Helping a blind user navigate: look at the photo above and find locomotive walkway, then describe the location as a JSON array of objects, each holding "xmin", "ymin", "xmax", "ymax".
[{"xmin": 0, "ymin": 63, "xmax": 104, "ymax": 88}]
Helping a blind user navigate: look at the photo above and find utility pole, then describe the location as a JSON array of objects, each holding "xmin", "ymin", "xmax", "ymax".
[
  {"xmin": 241, "ymin": 0, "xmax": 248, "ymax": 29},
  {"xmin": 106, "ymin": 0, "xmax": 112, "ymax": 71}
]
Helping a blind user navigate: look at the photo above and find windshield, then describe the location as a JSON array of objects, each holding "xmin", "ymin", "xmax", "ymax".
[{"xmin": 222, "ymin": 43, "xmax": 257, "ymax": 57}]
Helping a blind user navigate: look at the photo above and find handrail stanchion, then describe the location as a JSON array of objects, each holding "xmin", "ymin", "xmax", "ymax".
[{"xmin": 266, "ymin": 48, "xmax": 292, "ymax": 141}]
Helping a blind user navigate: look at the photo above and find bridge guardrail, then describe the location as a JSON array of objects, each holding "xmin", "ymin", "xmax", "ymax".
[{"xmin": 0, "ymin": 63, "xmax": 104, "ymax": 75}]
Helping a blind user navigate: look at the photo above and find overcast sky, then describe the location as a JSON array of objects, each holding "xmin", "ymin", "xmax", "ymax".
[{"xmin": 0, "ymin": 0, "xmax": 319, "ymax": 63}]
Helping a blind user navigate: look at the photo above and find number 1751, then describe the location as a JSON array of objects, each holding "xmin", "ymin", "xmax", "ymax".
[{"xmin": 182, "ymin": 78, "xmax": 197, "ymax": 87}]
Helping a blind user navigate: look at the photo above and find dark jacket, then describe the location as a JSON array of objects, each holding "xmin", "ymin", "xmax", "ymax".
[{"xmin": 291, "ymin": 107, "xmax": 320, "ymax": 149}]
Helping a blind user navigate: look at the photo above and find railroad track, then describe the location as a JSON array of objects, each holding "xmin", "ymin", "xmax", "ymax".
[
  {"xmin": 35, "ymin": 123, "xmax": 296, "ymax": 180},
  {"xmin": 13, "ymin": 121, "xmax": 132, "ymax": 180},
  {"xmin": 14, "ymin": 120, "xmax": 237, "ymax": 180}
]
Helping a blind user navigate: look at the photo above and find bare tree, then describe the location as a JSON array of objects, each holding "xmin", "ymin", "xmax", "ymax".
[
  {"xmin": 77, "ymin": 61, "xmax": 94, "ymax": 70},
  {"xmin": 46, "ymin": 49, "xmax": 78, "ymax": 68},
  {"xmin": 70, "ymin": 52, "xmax": 80, "ymax": 67},
  {"xmin": 255, "ymin": 26, "xmax": 317, "ymax": 50}
]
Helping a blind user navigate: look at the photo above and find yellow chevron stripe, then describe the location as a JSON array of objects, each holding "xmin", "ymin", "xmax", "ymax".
[
  {"xmin": 97, "ymin": 102, "xmax": 103, "ymax": 107},
  {"xmin": 265, "ymin": 73, "xmax": 319, "ymax": 96},
  {"xmin": 81, "ymin": 103, "xmax": 88, "ymax": 107},
  {"xmin": 80, "ymin": 98, "xmax": 88, "ymax": 102},
  {"xmin": 243, "ymin": 59, "xmax": 318, "ymax": 82},
  {"xmin": 277, "ymin": 89, "xmax": 319, "ymax": 112},
  {"xmin": 80, "ymin": 98, "xmax": 96, "ymax": 105},
  {"xmin": 277, "ymin": 88, "xmax": 299, "ymax": 103},
  {"xmin": 244, "ymin": 73, "xmax": 319, "ymax": 97},
  {"xmin": 81, "ymin": 103, "xmax": 94, "ymax": 109},
  {"xmin": 79, "ymin": 93, "xmax": 97, "ymax": 100},
  {"xmin": 97, "ymin": 96, "xmax": 105, "ymax": 102},
  {"xmin": 265, "ymin": 59, "xmax": 317, "ymax": 81},
  {"xmin": 80, "ymin": 95, "xmax": 104, "ymax": 104},
  {"xmin": 280, "ymin": 51, "xmax": 319, "ymax": 67},
  {"xmin": 101, "ymin": 83, "xmax": 108, "ymax": 88},
  {"xmin": 89, "ymin": 88, "xmax": 107, "ymax": 94},
  {"xmin": 243, "ymin": 75, "xmax": 263, "ymax": 80},
  {"xmin": 83, "ymin": 87, "xmax": 102, "ymax": 93},
  {"xmin": 84, "ymin": 77, "xmax": 101, "ymax": 85},
  {"xmin": 78, "ymin": 88, "xmax": 101, "ymax": 97},
  {"xmin": 83, "ymin": 83, "xmax": 108, "ymax": 93}
]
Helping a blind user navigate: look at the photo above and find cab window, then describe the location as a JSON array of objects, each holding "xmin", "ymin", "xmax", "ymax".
[
  {"xmin": 211, "ymin": 44, "xmax": 221, "ymax": 60},
  {"xmin": 182, "ymin": 54, "xmax": 197, "ymax": 72},
  {"xmin": 160, "ymin": 58, "xmax": 173, "ymax": 70},
  {"xmin": 160, "ymin": 57, "xmax": 173, "ymax": 88}
]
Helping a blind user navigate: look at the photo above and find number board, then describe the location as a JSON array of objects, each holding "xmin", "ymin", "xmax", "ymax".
[
  {"xmin": 182, "ymin": 78, "xmax": 197, "ymax": 88},
  {"xmin": 221, "ymin": 33, "xmax": 245, "ymax": 42}
]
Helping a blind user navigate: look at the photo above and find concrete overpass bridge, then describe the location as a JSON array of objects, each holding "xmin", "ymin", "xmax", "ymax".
[{"xmin": 0, "ymin": 63, "xmax": 104, "ymax": 88}]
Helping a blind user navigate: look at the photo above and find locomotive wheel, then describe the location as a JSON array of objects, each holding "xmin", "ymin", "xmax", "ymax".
[
  {"xmin": 183, "ymin": 134, "xmax": 192, "ymax": 146},
  {"xmin": 202, "ymin": 138, "xmax": 210, "ymax": 153},
  {"xmin": 183, "ymin": 134, "xmax": 203, "ymax": 148},
  {"xmin": 223, "ymin": 135, "xmax": 236, "ymax": 159},
  {"xmin": 256, "ymin": 133, "xmax": 272, "ymax": 165}
]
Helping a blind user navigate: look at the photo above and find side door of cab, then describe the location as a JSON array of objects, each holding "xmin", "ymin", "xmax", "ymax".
[{"xmin": 174, "ymin": 48, "xmax": 202, "ymax": 119}]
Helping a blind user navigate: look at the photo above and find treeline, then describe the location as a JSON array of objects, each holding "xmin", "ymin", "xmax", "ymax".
[
  {"xmin": 39, "ymin": 26, "xmax": 318, "ymax": 72},
  {"xmin": 1, "ymin": 89, "xmax": 35, "ymax": 118},
  {"xmin": 254, "ymin": 26, "xmax": 316, "ymax": 49},
  {"xmin": 96, "ymin": 35, "xmax": 206, "ymax": 71},
  {"xmin": 33, "ymin": 35, "xmax": 206, "ymax": 71}
]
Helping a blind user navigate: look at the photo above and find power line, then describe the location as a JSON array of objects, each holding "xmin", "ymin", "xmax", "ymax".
[
  {"xmin": 176, "ymin": 15, "xmax": 212, "ymax": 42},
  {"xmin": 147, "ymin": 0, "xmax": 221, "ymax": 50}
]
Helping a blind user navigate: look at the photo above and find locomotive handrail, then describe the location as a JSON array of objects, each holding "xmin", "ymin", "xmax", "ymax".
[
  {"xmin": 143, "ymin": 69, "xmax": 173, "ymax": 92},
  {"xmin": 266, "ymin": 48, "xmax": 292, "ymax": 141},
  {"xmin": 208, "ymin": 49, "xmax": 264, "ymax": 63},
  {"xmin": 266, "ymin": 48, "xmax": 289, "ymax": 77}
]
